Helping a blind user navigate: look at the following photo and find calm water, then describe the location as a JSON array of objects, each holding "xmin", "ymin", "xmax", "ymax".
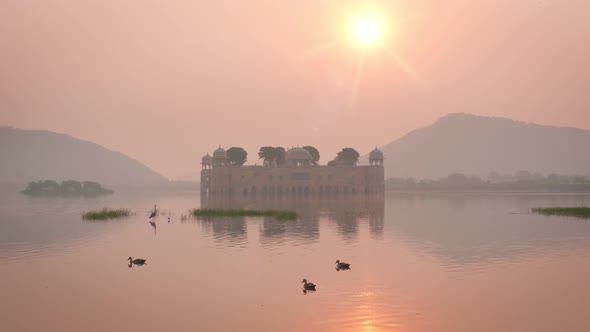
[{"xmin": 1, "ymin": 189, "xmax": 590, "ymax": 332}]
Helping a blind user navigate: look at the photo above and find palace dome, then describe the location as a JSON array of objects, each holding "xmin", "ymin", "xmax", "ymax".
[
  {"xmin": 286, "ymin": 147, "xmax": 313, "ymax": 160},
  {"xmin": 213, "ymin": 146, "xmax": 227, "ymax": 159},
  {"xmin": 201, "ymin": 153, "xmax": 213, "ymax": 164},
  {"xmin": 369, "ymin": 147, "xmax": 384, "ymax": 160}
]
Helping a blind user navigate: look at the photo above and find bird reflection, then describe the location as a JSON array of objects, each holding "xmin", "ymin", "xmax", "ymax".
[
  {"xmin": 149, "ymin": 219, "xmax": 157, "ymax": 235},
  {"xmin": 303, "ymin": 289, "xmax": 315, "ymax": 295}
]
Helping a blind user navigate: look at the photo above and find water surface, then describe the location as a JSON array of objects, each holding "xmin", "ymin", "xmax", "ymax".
[{"xmin": 1, "ymin": 190, "xmax": 590, "ymax": 331}]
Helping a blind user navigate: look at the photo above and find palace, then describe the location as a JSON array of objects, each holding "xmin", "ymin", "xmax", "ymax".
[{"xmin": 200, "ymin": 147, "xmax": 384, "ymax": 195}]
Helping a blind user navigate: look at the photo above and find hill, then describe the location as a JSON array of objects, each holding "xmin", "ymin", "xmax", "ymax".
[
  {"xmin": 0, "ymin": 127, "xmax": 168, "ymax": 186},
  {"xmin": 373, "ymin": 113, "xmax": 590, "ymax": 179}
]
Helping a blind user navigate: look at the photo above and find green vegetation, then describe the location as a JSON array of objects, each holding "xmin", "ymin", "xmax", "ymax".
[
  {"xmin": 532, "ymin": 207, "xmax": 590, "ymax": 219},
  {"xmin": 258, "ymin": 146, "xmax": 286, "ymax": 166},
  {"xmin": 227, "ymin": 147, "xmax": 248, "ymax": 166},
  {"xmin": 82, "ymin": 208, "xmax": 132, "ymax": 220},
  {"xmin": 302, "ymin": 146, "xmax": 320, "ymax": 165},
  {"xmin": 191, "ymin": 208, "xmax": 298, "ymax": 220},
  {"xmin": 386, "ymin": 171, "xmax": 590, "ymax": 192},
  {"xmin": 328, "ymin": 147, "xmax": 360, "ymax": 166},
  {"xmin": 21, "ymin": 180, "xmax": 113, "ymax": 196}
]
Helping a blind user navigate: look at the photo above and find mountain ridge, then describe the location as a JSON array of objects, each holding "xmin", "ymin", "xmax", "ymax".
[
  {"xmin": 0, "ymin": 126, "xmax": 169, "ymax": 186},
  {"xmin": 372, "ymin": 113, "xmax": 590, "ymax": 179}
]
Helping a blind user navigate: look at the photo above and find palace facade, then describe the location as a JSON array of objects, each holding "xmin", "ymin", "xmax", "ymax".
[{"xmin": 200, "ymin": 147, "xmax": 384, "ymax": 195}]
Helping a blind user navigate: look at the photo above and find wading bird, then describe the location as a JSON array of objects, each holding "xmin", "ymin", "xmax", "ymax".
[{"xmin": 149, "ymin": 205, "xmax": 157, "ymax": 219}]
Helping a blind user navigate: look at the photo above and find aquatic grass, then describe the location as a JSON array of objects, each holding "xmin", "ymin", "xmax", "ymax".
[
  {"xmin": 191, "ymin": 208, "xmax": 298, "ymax": 221},
  {"xmin": 82, "ymin": 208, "xmax": 132, "ymax": 220},
  {"xmin": 532, "ymin": 207, "xmax": 590, "ymax": 219}
]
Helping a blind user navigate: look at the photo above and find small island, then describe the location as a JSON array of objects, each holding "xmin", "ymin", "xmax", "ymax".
[
  {"xmin": 21, "ymin": 180, "xmax": 114, "ymax": 196},
  {"xmin": 83, "ymin": 208, "xmax": 132, "ymax": 220},
  {"xmin": 191, "ymin": 208, "xmax": 298, "ymax": 221},
  {"xmin": 532, "ymin": 207, "xmax": 590, "ymax": 219}
]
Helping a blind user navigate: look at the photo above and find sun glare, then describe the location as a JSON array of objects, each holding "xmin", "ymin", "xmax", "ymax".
[{"xmin": 353, "ymin": 17, "xmax": 382, "ymax": 47}]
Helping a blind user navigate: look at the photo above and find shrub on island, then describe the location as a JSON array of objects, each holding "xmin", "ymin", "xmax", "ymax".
[{"xmin": 21, "ymin": 180, "xmax": 113, "ymax": 196}]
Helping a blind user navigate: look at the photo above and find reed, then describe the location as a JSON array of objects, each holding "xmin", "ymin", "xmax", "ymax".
[
  {"xmin": 82, "ymin": 208, "xmax": 132, "ymax": 220},
  {"xmin": 532, "ymin": 207, "xmax": 590, "ymax": 219},
  {"xmin": 191, "ymin": 208, "xmax": 298, "ymax": 220}
]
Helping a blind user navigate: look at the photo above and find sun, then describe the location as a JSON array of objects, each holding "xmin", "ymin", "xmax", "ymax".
[{"xmin": 353, "ymin": 17, "xmax": 382, "ymax": 47}]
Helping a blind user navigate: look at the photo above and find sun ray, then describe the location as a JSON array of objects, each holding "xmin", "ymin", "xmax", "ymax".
[
  {"xmin": 383, "ymin": 47, "xmax": 424, "ymax": 84},
  {"xmin": 349, "ymin": 51, "xmax": 366, "ymax": 106}
]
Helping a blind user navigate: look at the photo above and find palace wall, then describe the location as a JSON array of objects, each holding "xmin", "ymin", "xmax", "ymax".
[{"xmin": 201, "ymin": 165, "xmax": 384, "ymax": 195}]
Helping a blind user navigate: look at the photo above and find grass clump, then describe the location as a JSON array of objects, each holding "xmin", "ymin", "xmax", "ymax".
[
  {"xmin": 82, "ymin": 208, "xmax": 132, "ymax": 220},
  {"xmin": 191, "ymin": 208, "xmax": 298, "ymax": 221},
  {"xmin": 532, "ymin": 207, "xmax": 590, "ymax": 219}
]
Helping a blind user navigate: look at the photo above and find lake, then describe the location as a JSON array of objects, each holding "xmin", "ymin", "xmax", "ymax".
[{"xmin": 1, "ymin": 189, "xmax": 590, "ymax": 332}]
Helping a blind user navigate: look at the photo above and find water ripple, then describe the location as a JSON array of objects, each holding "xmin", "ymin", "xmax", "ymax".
[{"xmin": 0, "ymin": 235, "xmax": 101, "ymax": 264}]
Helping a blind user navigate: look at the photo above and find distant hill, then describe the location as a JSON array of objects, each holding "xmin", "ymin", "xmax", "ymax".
[
  {"xmin": 0, "ymin": 127, "xmax": 168, "ymax": 186},
  {"xmin": 371, "ymin": 113, "xmax": 590, "ymax": 179}
]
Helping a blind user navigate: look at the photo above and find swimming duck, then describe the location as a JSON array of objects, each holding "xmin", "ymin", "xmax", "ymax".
[
  {"xmin": 335, "ymin": 260, "xmax": 351, "ymax": 270},
  {"xmin": 302, "ymin": 279, "xmax": 316, "ymax": 291},
  {"xmin": 128, "ymin": 257, "xmax": 147, "ymax": 265}
]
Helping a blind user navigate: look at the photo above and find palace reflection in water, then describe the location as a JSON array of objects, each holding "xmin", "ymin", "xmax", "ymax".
[{"xmin": 196, "ymin": 194, "xmax": 385, "ymax": 244}]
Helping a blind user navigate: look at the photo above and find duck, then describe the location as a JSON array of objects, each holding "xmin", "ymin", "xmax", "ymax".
[
  {"xmin": 335, "ymin": 260, "xmax": 351, "ymax": 270},
  {"xmin": 302, "ymin": 279, "xmax": 316, "ymax": 291},
  {"xmin": 128, "ymin": 257, "xmax": 147, "ymax": 265}
]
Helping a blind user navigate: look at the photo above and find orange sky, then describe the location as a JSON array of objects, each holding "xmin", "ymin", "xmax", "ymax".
[{"xmin": 1, "ymin": 0, "xmax": 589, "ymax": 179}]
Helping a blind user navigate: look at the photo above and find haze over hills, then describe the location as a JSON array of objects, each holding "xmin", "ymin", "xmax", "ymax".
[
  {"xmin": 4, "ymin": 113, "xmax": 590, "ymax": 187},
  {"xmin": 374, "ymin": 113, "xmax": 590, "ymax": 179},
  {"xmin": 0, "ymin": 127, "xmax": 169, "ymax": 187}
]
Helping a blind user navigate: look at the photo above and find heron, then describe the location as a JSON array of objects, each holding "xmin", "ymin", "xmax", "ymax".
[{"xmin": 149, "ymin": 204, "xmax": 157, "ymax": 219}]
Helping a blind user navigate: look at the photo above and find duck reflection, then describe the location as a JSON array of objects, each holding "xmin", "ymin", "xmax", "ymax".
[{"xmin": 200, "ymin": 194, "xmax": 384, "ymax": 244}]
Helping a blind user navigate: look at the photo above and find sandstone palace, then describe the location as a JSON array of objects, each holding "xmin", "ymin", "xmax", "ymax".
[{"xmin": 200, "ymin": 146, "xmax": 384, "ymax": 195}]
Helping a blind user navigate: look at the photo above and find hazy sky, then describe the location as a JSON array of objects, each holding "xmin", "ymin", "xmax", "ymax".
[{"xmin": 1, "ymin": 0, "xmax": 589, "ymax": 179}]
